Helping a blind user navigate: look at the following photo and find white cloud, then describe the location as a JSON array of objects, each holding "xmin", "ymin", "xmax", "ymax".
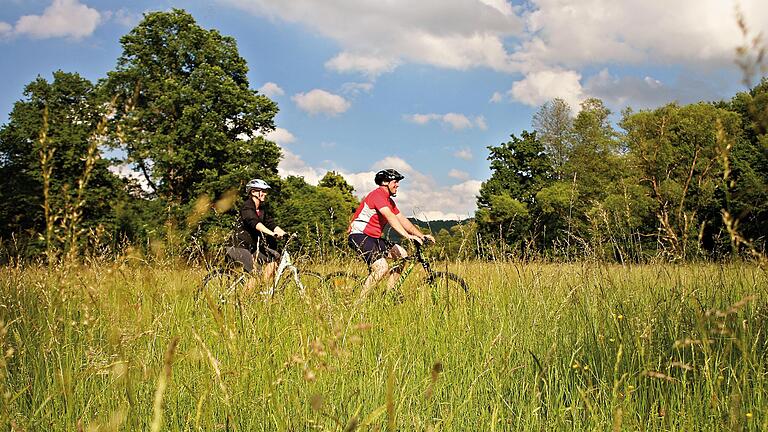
[
  {"xmin": 405, "ymin": 112, "xmax": 486, "ymax": 131},
  {"xmin": 14, "ymin": 0, "xmax": 102, "ymax": 40},
  {"xmin": 103, "ymin": 8, "xmax": 140, "ymax": 27},
  {"xmin": 442, "ymin": 113, "xmax": 473, "ymax": 130},
  {"xmin": 0, "ymin": 22, "xmax": 11, "ymax": 38},
  {"xmin": 474, "ymin": 115, "xmax": 488, "ymax": 130},
  {"xmin": 292, "ymin": 89, "xmax": 351, "ymax": 116},
  {"xmin": 220, "ymin": 0, "xmax": 524, "ymax": 74},
  {"xmin": 278, "ymin": 147, "xmax": 324, "ymax": 184},
  {"xmin": 509, "ymin": 69, "xmax": 585, "ymax": 109},
  {"xmin": 219, "ymin": 0, "xmax": 768, "ymax": 110},
  {"xmin": 449, "ymin": 169, "xmax": 470, "ymax": 180},
  {"xmin": 263, "ymin": 127, "xmax": 296, "ymax": 145},
  {"xmin": 453, "ymin": 148, "xmax": 473, "ymax": 161},
  {"xmin": 583, "ymin": 68, "xmax": 723, "ymax": 108},
  {"xmin": 517, "ymin": 0, "xmax": 768, "ymax": 70},
  {"xmin": 259, "ymin": 82, "xmax": 285, "ymax": 98},
  {"xmin": 341, "ymin": 82, "xmax": 374, "ymax": 95},
  {"xmin": 325, "ymin": 52, "xmax": 400, "ymax": 78}
]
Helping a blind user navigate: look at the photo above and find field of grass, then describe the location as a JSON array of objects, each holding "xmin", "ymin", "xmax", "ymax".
[{"xmin": 0, "ymin": 259, "xmax": 766, "ymax": 430}]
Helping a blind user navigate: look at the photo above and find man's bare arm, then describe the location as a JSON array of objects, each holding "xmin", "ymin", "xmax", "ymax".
[{"xmin": 380, "ymin": 207, "xmax": 422, "ymax": 242}]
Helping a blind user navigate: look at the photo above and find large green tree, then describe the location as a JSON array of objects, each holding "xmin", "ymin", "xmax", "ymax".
[
  {"xmin": 720, "ymin": 80, "xmax": 768, "ymax": 253},
  {"xmin": 621, "ymin": 102, "xmax": 742, "ymax": 259},
  {"xmin": 475, "ymin": 130, "xmax": 553, "ymax": 252},
  {"xmin": 533, "ymin": 98, "xmax": 573, "ymax": 179},
  {"xmin": 103, "ymin": 9, "xmax": 280, "ymax": 205},
  {"xmin": 0, "ymin": 71, "xmax": 120, "ymax": 249}
]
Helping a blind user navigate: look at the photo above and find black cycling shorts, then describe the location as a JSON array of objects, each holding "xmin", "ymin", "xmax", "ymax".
[
  {"xmin": 226, "ymin": 246, "xmax": 280, "ymax": 273},
  {"xmin": 348, "ymin": 234, "xmax": 394, "ymax": 266}
]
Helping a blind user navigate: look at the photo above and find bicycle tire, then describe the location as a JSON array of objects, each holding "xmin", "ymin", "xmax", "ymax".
[
  {"xmin": 199, "ymin": 268, "xmax": 246, "ymax": 305},
  {"xmin": 426, "ymin": 271, "xmax": 471, "ymax": 303},
  {"xmin": 325, "ymin": 271, "xmax": 364, "ymax": 293},
  {"xmin": 276, "ymin": 270, "xmax": 326, "ymax": 298}
]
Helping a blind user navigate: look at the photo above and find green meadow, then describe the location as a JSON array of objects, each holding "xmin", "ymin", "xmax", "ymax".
[{"xmin": 1, "ymin": 260, "xmax": 766, "ymax": 431}]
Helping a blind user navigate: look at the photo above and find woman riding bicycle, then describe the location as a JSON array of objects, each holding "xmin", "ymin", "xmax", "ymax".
[
  {"xmin": 348, "ymin": 169, "xmax": 434, "ymax": 298},
  {"xmin": 227, "ymin": 178, "xmax": 287, "ymax": 293}
]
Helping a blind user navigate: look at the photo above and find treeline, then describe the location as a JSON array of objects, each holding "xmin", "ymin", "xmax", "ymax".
[
  {"xmin": 474, "ymin": 93, "xmax": 768, "ymax": 262},
  {"xmin": 1, "ymin": 8, "xmax": 766, "ymax": 264}
]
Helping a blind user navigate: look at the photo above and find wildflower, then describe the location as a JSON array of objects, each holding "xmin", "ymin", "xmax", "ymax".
[{"xmin": 746, "ymin": 412, "xmax": 753, "ymax": 419}]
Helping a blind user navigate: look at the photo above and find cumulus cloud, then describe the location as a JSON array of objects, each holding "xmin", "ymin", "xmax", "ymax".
[
  {"xmin": 263, "ymin": 127, "xmax": 296, "ymax": 145},
  {"xmin": 259, "ymin": 82, "xmax": 285, "ymax": 98},
  {"xmin": 583, "ymin": 69, "xmax": 724, "ymax": 108},
  {"xmin": 405, "ymin": 113, "xmax": 487, "ymax": 130},
  {"xmin": 103, "ymin": 8, "xmax": 140, "ymax": 27},
  {"xmin": 14, "ymin": 0, "xmax": 102, "ymax": 40},
  {"xmin": 449, "ymin": 169, "xmax": 470, "ymax": 180},
  {"xmin": 341, "ymin": 82, "xmax": 374, "ymax": 96},
  {"xmin": 516, "ymin": 0, "xmax": 767, "ymax": 70},
  {"xmin": 453, "ymin": 148, "xmax": 473, "ymax": 161},
  {"xmin": 278, "ymin": 147, "xmax": 325, "ymax": 184},
  {"xmin": 292, "ymin": 89, "xmax": 351, "ymax": 116},
  {"xmin": 0, "ymin": 22, "xmax": 12, "ymax": 38},
  {"xmin": 325, "ymin": 52, "xmax": 400, "ymax": 78},
  {"xmin": 509, "ymin": 69, "xmax": 585, "ymax": 109},
  {"xmin": 219, "ymin": 0, "xmax": 768, "ymax": 110},
  {"xmin": 220, "ymin": 0, "xmax": 524, "ymax": 75}
]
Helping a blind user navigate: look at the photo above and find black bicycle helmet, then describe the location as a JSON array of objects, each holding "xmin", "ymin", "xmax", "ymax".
[{"xmin": 374, "ymin": 169, "xmax": 405, "ymax": 185}]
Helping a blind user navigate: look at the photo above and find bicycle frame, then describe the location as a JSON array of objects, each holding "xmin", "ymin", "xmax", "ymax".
[
  {"xmin": 262, "ymin": 247, "xmax": 305, "ymax": 296},
  {"xmin": 391, "ymin": 241, "xmax": 434, "ymax": 290}
]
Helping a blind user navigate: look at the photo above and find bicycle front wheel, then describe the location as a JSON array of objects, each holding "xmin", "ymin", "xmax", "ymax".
[
  {"xmin": 426, "ymin": 271, "xmax": 471, "ymax": 306},
  {"xmin": 199, "ymin": 268, "xmax": 246, "ymax": 305},
  {"xmin": 277, "ymin": 270, "xmax": 326, "ymax": 298}
]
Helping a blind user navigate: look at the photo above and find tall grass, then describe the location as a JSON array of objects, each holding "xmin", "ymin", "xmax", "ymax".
[{"xmin": 1, "ymin": 260, "xmax": 765, "ymax": 430}]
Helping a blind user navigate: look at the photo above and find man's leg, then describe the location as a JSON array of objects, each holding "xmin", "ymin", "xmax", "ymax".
[
  {"xmin": 386, "ymin": 244, "xmax": 408, "ymax": 291},
  {"xmin": 360, "ymin": 257, "xmax": 388, "ymax": 298}
]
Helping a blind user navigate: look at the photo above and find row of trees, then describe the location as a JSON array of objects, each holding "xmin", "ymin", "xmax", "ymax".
[
  {"xmin": 0, "ymin": 9, "xmax": 358, "ymax": 262},
  {"xmin": 475, "ymin": 90, "xmax": 768, "ymax": 261}
]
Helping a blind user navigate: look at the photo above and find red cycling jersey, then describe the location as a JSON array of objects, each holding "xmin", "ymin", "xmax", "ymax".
[{"xmin": 349, "ymin": 187, "xmax": 400, "ymax": 238}]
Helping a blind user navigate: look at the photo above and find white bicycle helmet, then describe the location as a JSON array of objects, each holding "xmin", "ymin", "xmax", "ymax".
[{"xmin": 245, "ymin": 178, "xmax": 271, "ymax": 194}]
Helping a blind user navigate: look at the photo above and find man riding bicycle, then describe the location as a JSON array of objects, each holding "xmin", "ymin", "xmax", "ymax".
[
  {"xmin": 348, "ymin": 169, "xmax": 435, "ymax": 298},
  {"xmin": 227, "ymin": 178, "xmax": 287, "ymax": 293}
]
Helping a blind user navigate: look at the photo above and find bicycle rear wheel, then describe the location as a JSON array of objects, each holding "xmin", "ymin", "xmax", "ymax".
[
  {"xmin": 325, "ymin": 271, "xmax": 364, "ymax": 295},
  {"xmin": 426, "ymin": 271, "xmax": 470, "ymax": 305}
]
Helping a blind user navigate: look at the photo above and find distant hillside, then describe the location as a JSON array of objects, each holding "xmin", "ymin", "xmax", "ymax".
[{"xmin": 383, "ymin": 218, "xmax": 473, "ymax": 240}]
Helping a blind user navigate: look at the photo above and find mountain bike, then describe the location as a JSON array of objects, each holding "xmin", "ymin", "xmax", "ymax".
[
  {"xmin": 326, "ymin": 240, "xmax": 470, "ymax": 304},
  {"xmin": 197, "ymin": 234, "xmax": 324, "ymax": 305}
]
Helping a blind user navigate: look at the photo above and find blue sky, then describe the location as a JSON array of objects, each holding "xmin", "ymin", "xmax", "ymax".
[{"xmin": 1, "ymin": 0, "xmax": 766, "ymax": 219}]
